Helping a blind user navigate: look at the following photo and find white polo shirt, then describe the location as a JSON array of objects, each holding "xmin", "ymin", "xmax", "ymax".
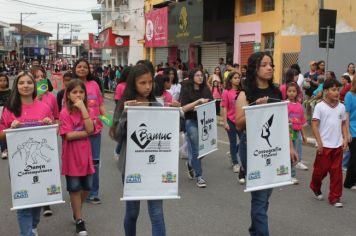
[{"xmin": 312, "ymin": 100, "xmax": 346, "ymax": 148}]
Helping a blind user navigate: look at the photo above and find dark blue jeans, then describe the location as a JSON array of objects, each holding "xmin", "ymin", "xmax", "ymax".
[
  {"xmin": 239, "ymin": 132, "xmax": 273, "ymax": 236},
  {"xmin": 226, "ymin": 119, "xmax": 241, "ymax": 165},
  {"xmin": 185, "ymin": 119, "xmax": 202, "ymax": 177},
  {"xmin": 17, "ymin": 207, "xmax": 41, "ymax": 236},
  {"xmin": 89, "ymin": 133, "xmax": 101, "ymax": 198}
]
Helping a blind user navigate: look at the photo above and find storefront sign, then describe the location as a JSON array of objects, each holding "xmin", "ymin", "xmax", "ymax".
[
  {"xmin": 244, "ymin": 102, "xmax": 292, "ymax": 192},
  {"xmin": 88, "ymin": 28, "xmax": 129, "ymax": 49},
  {"xmin": 168, "ymin": 0, "xmax": 203, "ymax": 46},
  {"xmin": 122, "ymin": 107, "xmax": 181, "ymax": 201},
  {"xmin": 145, "ymin": 7, "xmax": 168, "ymax": 47},
  {"xmin": 5, "ymin": 125, "xmax": 64, "ymax": 210}
]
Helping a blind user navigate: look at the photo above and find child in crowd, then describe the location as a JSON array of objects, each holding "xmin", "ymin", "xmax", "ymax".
[
  {"xmin": 56, "ymin": 72, "xmax": 73, "ymax": 112},
  {"xmin": 286, "ymin": 82, "xmax": 308, "ymax": 184},
  {"xmin": 59, "ymin": 79, "xmax": 95, "ymax": 236},
  {"xmin": 310, "ymin": 79, "xmax": 348, "ymax": 208},
  {"xmin": 113, "ymin": 64, "xmax": 166, "ymax": 235},
  {"xmin": 0, "ymin": 73, "xmax": 11, "ymax": 159},
  {"xmin": 0, "ymin": 71, "xmax": 53, "ymax": 236},
  {"xmin": 210, "ymin": 74, "xmax": 223, "ymax": 115}
]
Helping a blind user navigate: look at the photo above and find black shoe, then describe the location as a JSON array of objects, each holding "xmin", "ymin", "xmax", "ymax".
[
  {"xmin": 76, "ymin": 219, "xmax": 88, "ymax": 236},
  {"xmin": 87, "ymin": 197, "xmax": 101, "ymax": 204},
  {"xmin": 43, "ymin": 206, "xmax": 53, "ymax": 217},
  {"xmin": 186, "ymin": 162, "xmax": 195, "ymax": 180}
]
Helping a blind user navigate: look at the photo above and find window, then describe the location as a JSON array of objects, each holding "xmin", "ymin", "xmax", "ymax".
[
  {"xmin": 240, "ymin": 0, "xmax": 256, "ymax": 16},
  {"xmin": 262, "ymin": 0, "xmax": 275, "ymax": 12},
  {"xmin": 263, "ymin": 33, "xmax": 274, "ymax": 56}
]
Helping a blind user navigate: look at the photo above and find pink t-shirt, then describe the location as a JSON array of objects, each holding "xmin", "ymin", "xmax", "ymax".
[
  {"xmin": 114, "ymin": 82, "xmax": 126, "ymax": 101},
  {"xmin": 59, "ymin": 107, "xmax": 95, "ymax": 176},
  {"xmin": 280, "ymin": 84, "xmax": 303, "ymax": 103},
  {"xmin": 221, "ymin": 89, "xmax": 239, "ymax": 123},
  {"xmin": 37, "ymin": 92, "xmax": 59, "ymax": 120},
  {"xmin": 163, "ymin": 91, "xmax": 173, "ymax": 106},
  {"xmin": 86, "ymin": 80, "xmax": 104, "ymax": 134},
  {"xmin": 0, "ymin": 100, "xmax": 53, "ymax": 131},
  {"xmin": 211, "ymin": 87, "xmax": 222, "ymax": 100},
  {"xmin": 288, "ymin": 102, "xmax": 306, "ymax": 131}
]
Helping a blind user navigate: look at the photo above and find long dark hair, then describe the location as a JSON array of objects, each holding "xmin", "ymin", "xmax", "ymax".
[
  {"xmin": 284, "ymin": 68, "xmax": 298, "ymax": 84},
  {"xmin": 225, "ymin": 71, "xmax": 242, "ymax": 91},
  {"xmin": 117, "ymin": 64, "xmax": 156, "ymax": 112},
  {"xmin": 154, "ymin": 75, "xmax": 170, "ymax": 97},
  {"xmin": 244, "ymin": 52, "xmax": 278, "ymax": 102},
  {"xmin": 0, "ymin": 73, "xmax": 10, "ymax": 89},
  {"xmin": 184, "ymin": 68, "xmax": 211, "ymax": 99},
  {"xmin": 118, "ymin": 66, "xmax": 131, "ymax": 84},
  {"xmin": 164, "ymin": 67, "xmax": 178, "ymax": 84},
  {"xmin": 5, "ymin": 71, "xmax": 37, "ymax": 117},
  {"xmin": 136, "ymin": 60, "xmax": 155, "ymax": 76},
  {"xmin": 65, "ymin": 79, "xmax": 88, "ymax": 113},
  {"xmin": 72, "ymin": 58, "xmax": 93, "ymax": 81}
]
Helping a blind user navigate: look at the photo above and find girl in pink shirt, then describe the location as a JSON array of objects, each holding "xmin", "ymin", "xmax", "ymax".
[
  {"xmin": 286, "ymin": 82, "xmax": 308, "ymax": 183},
  {"xmin": 221, "ymin": 71, "xmax": 243, "ymax": 174},
  {"xmin": 210, "ymin": 75, "xmax": 223, "ymax": 115},
  {"xmin": 154, "ymin": 75, "xmax": 181, "ymax": 107},
  {"xmin": 31, "ymin": 66, "xmax": 59, "ymax": 121},
  {"xmin": 114, "ymin": 66, "xmax": 131, "ymax": 103},
  {"xmin": 0, "ymin": 71, "xmax": 53, "ymax": 236},
  {"xmin": 73, "ymin": 59, "xmax": 107, "ymax": 204},
  {"xmin": 59, "ymin": 79, "xmax": 95, "ymax": 235}
]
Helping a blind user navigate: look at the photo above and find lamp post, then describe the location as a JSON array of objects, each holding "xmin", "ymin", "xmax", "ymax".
[{"xmin": 20, "ymin": 12, "xmax": 36, "ymax": 62}]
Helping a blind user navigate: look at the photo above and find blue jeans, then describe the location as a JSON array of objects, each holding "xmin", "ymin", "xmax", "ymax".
[
  {"xmin": 185, "ymin": 119, "xmax": 202, "ymax": 177},
  {"xmin": 239, "ymin": 132, "xmax": 272, "ymax": 236},
  {"xmin": 291, "ymin": 131, "xmax": 303, "ymax": 177},
  {"xmin": 343, "ymin": 150, "xmax": 350, "ymax": 169},
  {"xmin": 226, "ymin": 119, "xmax": 240, "ymax": 165},
  {"xmin": 89, "ymin": 133, "xmax": 101, "ymax": 198},
  {"xmin": 17, "ymin": 207, "xmax": 41, "ymax": 236},
  {"xmin": 0, "ymin": 140, "xmax": 7, "ymax": 151},
  {"xmin": 115, "ymin": 143, "xmax": 121, "ymax": 155},
  {"xmin": 124, "ymin": 200, "xmax": 166, "ymax": 236}
]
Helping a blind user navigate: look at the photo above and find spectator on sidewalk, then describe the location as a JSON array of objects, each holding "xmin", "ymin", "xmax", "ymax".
[
  {"xmin": 340, "ymin": 75, "xmax": 351, "ymax": 103},
  {"xmin": 316, "ymin": 60, "xmax": 325, "ymax": 75},
  {"xmin": 344, "ymin": 63, "xmax": 355, "ymax": 81},
  {"xmin": 290, "ymin": 64, "xmax": 304, "ymax": 88},
  {"xmin": 218, "ymin": 57, "xmax": 226, "ymax": 75}
]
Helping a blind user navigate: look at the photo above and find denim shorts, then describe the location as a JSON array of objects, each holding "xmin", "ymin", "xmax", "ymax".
[{"xmin": 65, "ymin": 175, "xmax": 93, "ymax": 192}]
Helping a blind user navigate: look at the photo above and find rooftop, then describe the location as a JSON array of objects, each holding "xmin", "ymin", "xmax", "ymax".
[{"xmin": 9, "ymin": 23, "xmax": 52, "ymax": 37}]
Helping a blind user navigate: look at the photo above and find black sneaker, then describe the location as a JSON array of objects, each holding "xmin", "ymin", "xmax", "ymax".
[
  {"xmin": 76, "ymin": 219, "xmax": 88, "ymax": 236},
  {"xmin": 43, "ymin": 205, "xmax": 53, "ymax": 217},
  {"xmin": 186, "ymin": 162, "xmax": 195, "ymax": 180},
  {"xmin": 87, "ymin": 197, "xmax": 101, "ymax": 204}
]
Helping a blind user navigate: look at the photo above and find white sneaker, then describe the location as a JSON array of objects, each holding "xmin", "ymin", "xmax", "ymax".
[
  {"xmin": 313, "ymin": 191, "xmax": 324, "ymax": 201},
  {"xmin": 238, "ymin": 177, "xmax": 245, "ymax": 185},
  {"xmin": 32, "ymin": 228, "xmax": 39, "ymax": 236},
  {"xmin": 350, "ymin": 185, "xmax": 356, "ymax": 190},
  {"xmin": 1, "ymin": 149, "xmax": 8, "ymax": 159},
  {"xmin": 232, "ymin": 164, "xmax": 240, "ymax": 173},
  {"xmin": 333, "ymin": 202, "xmax": 343, "ymax": 208},
  {"xmin": 295, "ymin": 162, "xmax": 308, "ymax": 170},
  {"xmin": 291, "ymin": 177, "xmax": 299, "ymax": 185}
]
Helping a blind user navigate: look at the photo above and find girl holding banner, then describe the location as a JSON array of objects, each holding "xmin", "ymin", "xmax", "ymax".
[
  {"xmin": 180, "ymin": 68, "xmax": 213, "ymax": 188},
  {"xmin": 235, "ymin": 52, "xmax": 298, "ymax": 236},
  {"xmin": 73, "ymin": 59, "xmax": 108, "ymax": 204},
  {"xmin": 113, "ymin": 64, "xmax": 166, "ymax": 236},
  {"xmin": 0, "ymin": 71, "xmax": 53, "ymax": 236}
]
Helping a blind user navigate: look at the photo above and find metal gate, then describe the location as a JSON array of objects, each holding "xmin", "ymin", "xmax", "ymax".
[{"xmin": 281, "ymin": 52, "xmax": 299, "ymax": 80}]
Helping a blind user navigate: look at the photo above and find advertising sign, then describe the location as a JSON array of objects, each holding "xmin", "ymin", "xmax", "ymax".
[
  {"xmin": 5, "ymin": 125, "xmax": 64, "ymax": 210},
  {"xmin": 196, "ymin": 101, "xmax": 218, "ymax": 158},
  {"xmin": 145, "ymin": 7, "xmax": 168, "ymax": 47},
  {"xmin": 122, "ymin": 107, "xmax": 180, "ymax": 201},
  {"xmin": 244, "ymin": 102, "xmax": 292, "ymax": 192}
]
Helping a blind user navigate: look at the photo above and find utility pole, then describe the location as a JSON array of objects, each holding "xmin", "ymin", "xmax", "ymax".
[
  {"xmin": 20, "ymin": 12, "xmax": 36, "ymax": 62},
  {"xmin": 56, "ymin": 23, "xmax": 59, "ymax": 60}
]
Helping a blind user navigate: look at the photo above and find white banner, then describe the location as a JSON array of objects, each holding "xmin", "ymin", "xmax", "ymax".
[
  {"xmin": 196, "ymin": 101, "xmax": 218, "ymax": 158},
  {"xmin": 244, "ymin": 102, "xmax": 292, "ymax": 192},
  {"xmin": 122, "ymin": 107, "xmax": 180, "ymax": 201},
  {"xmin": 5, "ymin": 125, "xmax": 64, "ymax": 210}
]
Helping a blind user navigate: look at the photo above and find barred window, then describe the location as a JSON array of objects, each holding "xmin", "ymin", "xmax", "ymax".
[
  {"xmin": 262, "ymin": 0, "xmax": 275, "ymax": 12},
  {"xmin": 240, "ymin": 0, "xmax": 256, "ymax": 16},
  {"xmin": 263, "ymin": 33, "xmax": 274, "ymax": 56}
]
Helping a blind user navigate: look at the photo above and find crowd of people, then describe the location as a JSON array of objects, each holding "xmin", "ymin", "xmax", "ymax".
[{"xmin": 0, "ymin": 53, "xmax": 355, "ymax": 236}]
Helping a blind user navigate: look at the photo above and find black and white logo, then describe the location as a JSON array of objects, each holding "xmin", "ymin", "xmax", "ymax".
[
  {"xmin": 261, "ymin": 115, "xmax": 274, "ymax": 147},
  {"xmin": 148, "ymin": 154, "xmax": 156, "ymax": 164},
  {"xmin": 32, "ymin": 175, "xmax": 39, "ymax": 184},
  {"xmin": 200, "ymin": 111, "xmax": 214, "ymax": 141}
]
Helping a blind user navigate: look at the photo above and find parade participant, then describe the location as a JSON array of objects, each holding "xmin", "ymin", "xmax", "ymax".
[
  {"xmin": 154, "ymin": 75, "xmax": 173, "ymax": 107},
  {"xmin": 0, "ymin": 73, "xmax": 11, "ymax": 159},
  {"xmin": 235, "ymin": 52, "xmax": 298, "ymax": 235},
  {"xmin": 310, "ymin": 79, "xmax": 347, "ymax": 207},
  {"xmin": 344, "ymin": 78, "xmax": 356, "ymax": 190},
  {"xmin": 73, "ymin": 59, "xmax": 107, "ymax": 204},
  {"xmin": 59, "ymin": 79, "xmax": 95, "ymax": 236},
  {"xmin": 286, "ymin": 82, "xmax": 308, "ymax": 182},
  {"xmin": 344, "ymin": 63, "xmax": 355, "ymax": 81},
  {"xmin": 113, "ymin": 64, "xmax": 166, "ymax": 236},
  {"xmin": 213, "ymin": 66, "xmax": 223, "ymax": 84},
  {"xmin": 210, "ymin": 74, "xmax": 223, "ymax": 115},
  {"xmin": 180, "ymin": 68, "xmax": 213, "ymax": 188},
  {"xmin": 56, "ymin": 72, "xmax": 73, "ymax": 112},
  {"xmin": 339, "ymin": 75, "xmax": 351, "ymax": 103},
  {"xmin": 220, "ymin": 71, "xmax": 243, "ymax": 175},
  {"xmin": 290, "ymin": 64, "xmax": 304, "ymax": 88},
  {"xmin": 0, "ymin": 71, "xmax": 53, "ymax": 236},
  {"xmin": 114, "ymin": 66, "xmax": 131, "ymax": 103},
  {"xmin": 165, "ymin": 67, "xmax": 181, "ymax": 102}
]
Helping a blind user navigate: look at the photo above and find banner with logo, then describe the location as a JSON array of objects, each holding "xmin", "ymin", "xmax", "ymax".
[
  {"xmin": 5, "ymin": 125, "xmax": 64, "ymax": 210},
  {"xmin": 122, "ymin": 107, "xmax": 180, "ymax": 201},
  {"xmin": 145, "ymin": 7, "xmax": 168, "ymax": 47},
  {"xmin": 196, "ymin": 101, "xmax": 218, "ymax": 158},
  {"xmin": 244, "ymin": 102, "xmax": 292, "ymax": 192}
]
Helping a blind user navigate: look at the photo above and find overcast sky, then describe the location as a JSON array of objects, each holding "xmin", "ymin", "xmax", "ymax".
[{"xmin": 0, "ymin": 0, "xmax": 100, "ymax": 40}]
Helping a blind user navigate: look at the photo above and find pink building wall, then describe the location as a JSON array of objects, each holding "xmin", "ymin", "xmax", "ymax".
[{"xmin": 234, "ymin": 21, "xmax": 262, "ymax": 64}]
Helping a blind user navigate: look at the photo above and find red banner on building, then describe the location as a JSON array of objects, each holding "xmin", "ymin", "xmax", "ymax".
[
  {"xmin": 89, "ymin": 28, "xmax": 129, "ymax": 49},
  {"xmin": 145, "ymin": 7, "xmax": 168, "ymax": 47}
]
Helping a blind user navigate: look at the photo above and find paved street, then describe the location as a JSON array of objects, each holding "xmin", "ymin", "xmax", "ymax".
[{"xmin": 0, "ymin": 99, "xmax": 355, "ymax": 236}]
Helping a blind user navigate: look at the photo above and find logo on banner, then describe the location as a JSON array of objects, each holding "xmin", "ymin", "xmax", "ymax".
[
  {"xmin": 148, "ymin": 154, "xmax": 156, "ymax": 164},
  {"xmin": 161, "ymin": 171, "xmax": 177, "ymax": 183},
  {"xmin": 248, "ymin": 170, "xmax": 261, "ymax": 180},
  {"xmin": 47, "ymin": 185, "xmax": 61, "ymax": 195},
  {"xmin": 200, "ymin": 111, "xmax": 214, "ymax": 141},
  {"xmin": 126, "ymin": 173, "xmax": 142, "ymax": 183},
  {"xmin": 32, "ymin": 175, "xmax": 39, "ymax": 184},
  {"xmin": 277, "ymin": 165, "xmax": 289, "ymax": 176},
  {"xmin": 14, "ymin": 190, "xmax": 29, "ymax": 199},
  {"xmin": 115, "ymin": 37, "xmax": 124, "ymax": 46},
  {"xmin": 146, "ymin": 19, "xmax": 154, "ymax": 41},
  {"xmin": 261, "ymin": 115, "xmax": 274, "ymax": 148},
  {"xmin": 130, "ymin": 123, "xmax": 172, "ymax": 152}
]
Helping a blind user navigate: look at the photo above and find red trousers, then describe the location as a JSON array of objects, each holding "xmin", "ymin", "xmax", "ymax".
[{"xmin": 310, "ymin": 147, "xmax": 343, "ymax": 204}]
